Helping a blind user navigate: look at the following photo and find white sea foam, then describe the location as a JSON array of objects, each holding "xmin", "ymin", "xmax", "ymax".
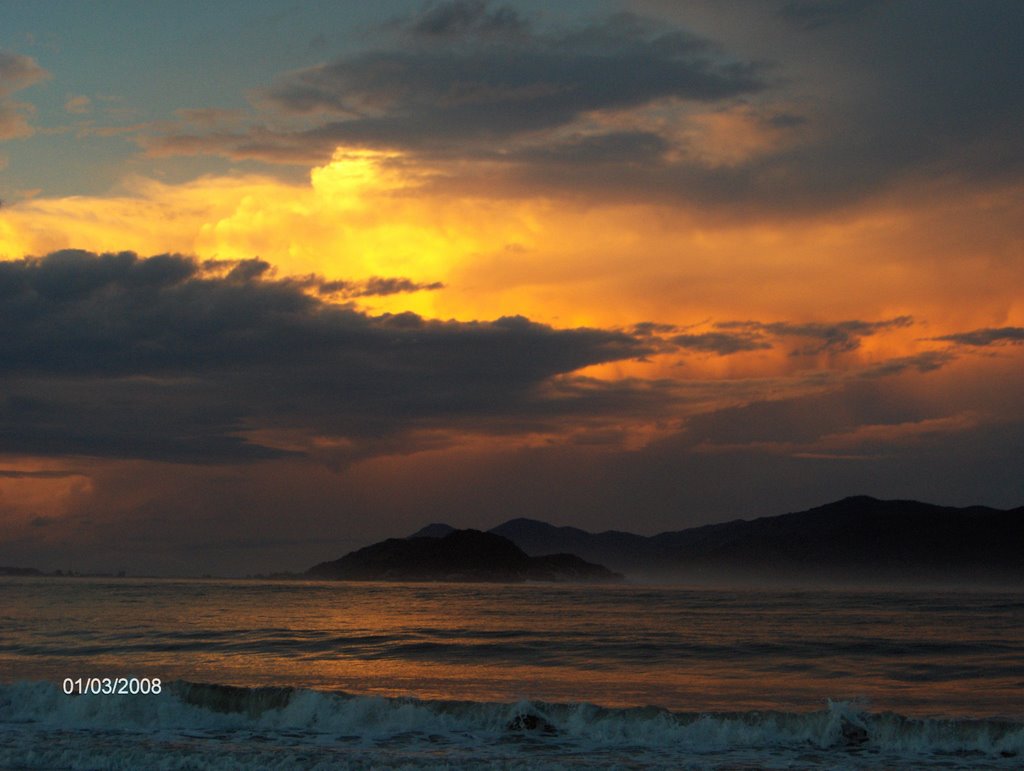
[{"xmin": 1, "ymin": 681, "xmax": 1022, "ymax": 769}]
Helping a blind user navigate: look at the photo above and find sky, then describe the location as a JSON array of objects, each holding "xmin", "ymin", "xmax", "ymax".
[{"xmin": 1, "ymin": 0, "xmax": 1022, "ymax": 575}]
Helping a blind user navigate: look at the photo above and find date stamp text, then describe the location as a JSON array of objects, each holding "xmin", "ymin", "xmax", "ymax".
[{"xmin": 62, "ymin": 677, "xmax": 162, "ymax": 695}]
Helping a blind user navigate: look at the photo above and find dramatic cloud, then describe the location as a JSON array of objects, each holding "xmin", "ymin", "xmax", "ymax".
[
  {"xmin": 265, "ymin": 8, "xmax": 760, "ymax": 136},
  {"xmin": 0, "ymin": 50, "xmax": 49, "ymax": 140},
  {"xmin": 717, "ymin": 317, "xmax": 913, "ymax": 355},
  {"xmin": 0, "ymin": 250, "xmax": 964, "ymax": 472},
  {"xmin": 144, "ymin": 3, "xmax": 763, "ymax": 171},
  {"xmin": 766, "ymin": 0, "xmax": 1024, "ymax": 202},
  {"xmin": 931, "ymin": 327, "xmax": 1024, "ymax": 347},
  {"xmin": 0, "ymin": 249, "xmax": 653, "ymax": 462},
  {"xmin": 2, "ymin": 4, "xmax": 1022, "ymax": 574},
  {"xmin": 141, "ymin": 0, "xmax": 1024, "ymax": 215}
]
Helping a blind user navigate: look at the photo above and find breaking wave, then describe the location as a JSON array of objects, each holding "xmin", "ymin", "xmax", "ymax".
[{"xmin": 1, "ymin": 680, "xmax": 1021, "ymax": 769}]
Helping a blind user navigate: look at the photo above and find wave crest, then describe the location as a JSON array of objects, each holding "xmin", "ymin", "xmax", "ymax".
[{"xmin": 1, "ymin": 681, "xmax": 1021, "ymax": 768}]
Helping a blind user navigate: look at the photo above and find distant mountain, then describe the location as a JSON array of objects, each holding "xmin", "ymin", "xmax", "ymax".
[
  {"xmin": 650, "ymin": 496, "xmax": 1024, "ymax": 582},
  {"xmin": 408, "ymin": 523, "xmax": 457, "ymax": 539},
  {"xmin": 490, "ymin": 519, "xmax": 661, "ymax": 573},
  {"xmin": 417, "ymin": 497, "xmax": 1024, "ymax": 583},
  {"xmin": 307, "ymin": 529, "xmax": 623, "ymax": 583}
]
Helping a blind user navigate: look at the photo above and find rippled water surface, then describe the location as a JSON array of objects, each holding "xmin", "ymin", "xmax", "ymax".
[{"xmin": 2, "ymin": 577, "xmax": 1022, "ymax": 768}]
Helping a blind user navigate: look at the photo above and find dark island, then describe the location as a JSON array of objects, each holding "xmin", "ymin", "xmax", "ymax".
[{"xmin": 307, "ymin": 529, "xmax": 623, "ymax": 583}]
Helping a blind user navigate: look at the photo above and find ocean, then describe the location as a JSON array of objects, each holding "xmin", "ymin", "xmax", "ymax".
[{"xmin": 1, "ymin": 577, "xmax": 1021, "ymax": 769}]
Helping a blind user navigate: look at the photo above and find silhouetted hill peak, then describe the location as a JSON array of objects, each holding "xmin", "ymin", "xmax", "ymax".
[
  {"xmin": 408, "ymin": 523, "xmax": 457, "ymax": 539},
  {"xmin": 307, "ymin": 529, "xmax": 622, "ymax": 583}
]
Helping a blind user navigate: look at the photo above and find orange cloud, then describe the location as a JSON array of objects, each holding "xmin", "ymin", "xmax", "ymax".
[{"xmin": 2, "ymin": 147, "xmax": 1021, "ymax": 377}]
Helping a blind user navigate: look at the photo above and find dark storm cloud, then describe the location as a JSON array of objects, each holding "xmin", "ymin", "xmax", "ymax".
[
  {"xmin": 144, "ymin": 1, "xmax": 1024, "ymax": 214},
  {"xmin": 718, "ymin": 317, "xmax": 913, "ymax": 355},
  {"xmin": 1, "ymin": 382, "xmax": 290, "ymax": 463},
  {"xmin": 931, "ymin": 327, "xmax": 1024, "ymax": 347},
  {"xmin": 535, "ymin": 0, "xmax": 1022, "ymax": 207},
  {"xmin": 260, "ymin": 7, "xmax": 760, "ymax": 142},
  {"xmin": 0, "ymin": 250, "xmax": 653, "ymax": 462},
  {"xmin": 145, "ymin": 3, "xmax": 761, "ymax": 163},
  {"xmin": 764, "ymin": 0, "xmax": 1024, "ymax": 203},
  {"xmin": 670, "ymin": 331, "xmax": 771, "ymax": 355},
  {"xmin": 0, "ymin": 50, "xmax": 49, "ymax": 140},
  {"xmin": 0, "ymin": 251, "xmax": 945, "ymax": 467}
]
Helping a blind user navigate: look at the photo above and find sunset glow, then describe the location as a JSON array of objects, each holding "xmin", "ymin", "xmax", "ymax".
[{"xmin": 1, "ymin": 1, "xmax": 1022, "ymax": 575}]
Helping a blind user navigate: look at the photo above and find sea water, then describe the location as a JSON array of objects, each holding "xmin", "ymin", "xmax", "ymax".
[{"xmin": 1, "ymin": 577, "xmax": 1021, "ymax": 769}]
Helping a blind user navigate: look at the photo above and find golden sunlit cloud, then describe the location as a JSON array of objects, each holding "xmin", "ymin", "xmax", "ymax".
[{"xmin": 2, "ymin": 146, "xmax": 1022, "ymax": 369}]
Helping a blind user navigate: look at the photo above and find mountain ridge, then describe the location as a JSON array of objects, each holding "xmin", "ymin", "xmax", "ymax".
[
  {"xmin": 307, "ymin": 529, "xmax": 623, "ymax": 583},
  {"xmin": 408, "ymin": 496, "xmax": 1024, "ymax": 583}
]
